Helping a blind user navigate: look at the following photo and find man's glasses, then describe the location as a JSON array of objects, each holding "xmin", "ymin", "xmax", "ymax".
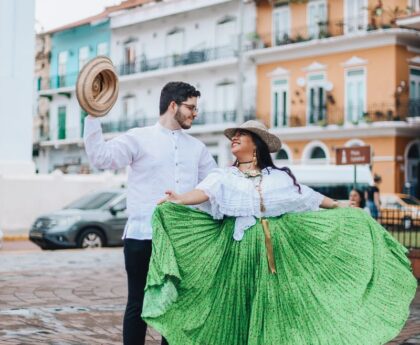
[{"xmin": 180, "ymin": 103, "xmax": 198, "ymax": 113}]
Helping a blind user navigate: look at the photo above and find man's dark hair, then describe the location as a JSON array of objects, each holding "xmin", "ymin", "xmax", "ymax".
[{"xmin": 159, "ymin": 81, "xmax": 201, "ymax": 115}]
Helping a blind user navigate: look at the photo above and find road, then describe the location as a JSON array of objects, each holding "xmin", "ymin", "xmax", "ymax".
[{"xmin": 0, "ymin": 241, "xmax": 419, "ymax": 344}]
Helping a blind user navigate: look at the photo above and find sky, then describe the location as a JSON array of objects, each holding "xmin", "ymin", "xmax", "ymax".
[{"xmin": 35, "ymin": 0, "xmax": 122, "ymax": 32}]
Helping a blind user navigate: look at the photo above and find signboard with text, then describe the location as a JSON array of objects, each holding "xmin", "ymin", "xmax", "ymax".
[{"xmin": 336, "ymin": 146, "xmax": 371, "ymax": 165}]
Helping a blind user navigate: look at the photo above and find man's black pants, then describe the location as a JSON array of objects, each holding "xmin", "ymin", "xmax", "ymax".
[{"xmin": 123, "ymin": 239, "xmax": 169, "ymax": 345}]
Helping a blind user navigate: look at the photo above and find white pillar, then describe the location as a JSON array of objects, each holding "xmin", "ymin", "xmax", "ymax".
[{"xmin": 0, "ymin": 0, "xmax": 36, "ymax": 174}]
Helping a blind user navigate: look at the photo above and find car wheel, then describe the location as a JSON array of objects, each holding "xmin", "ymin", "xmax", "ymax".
[
  {"xmin": 78, "ymin": 228, "xmax": 105, "ymax": 249},
  {"xmin": 402, "ymin": 216, "xmax": 412, "ymax": 230}
]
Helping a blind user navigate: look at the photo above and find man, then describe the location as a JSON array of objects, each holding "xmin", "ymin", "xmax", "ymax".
[{"xmin": 83, "ymin": 81, "xmax": 217, "ymax": 345}]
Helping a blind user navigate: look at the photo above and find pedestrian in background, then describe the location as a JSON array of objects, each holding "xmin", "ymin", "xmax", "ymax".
[
  {"xmin": 365, "ymin": 174, "xmax": 382, "ymax": 219},
  {"xmin": 349, "ymin": 188, "xmax": 371, "ymax": 215}
]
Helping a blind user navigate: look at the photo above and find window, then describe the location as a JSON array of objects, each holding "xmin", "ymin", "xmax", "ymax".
[
  {"xmin": 409, "ymin": 68, "xmax": 420, "ymax": 117},
  {"xmin": 64, "ymin": 192, "xmax": 120, "ymax": 210},
  {"xmin": 406, "ymin": 142, "xmax": 420, "ymax": 188},
  {"xmin": 123, "ymin": 96, "xmax": 136, "ymax": 119},
  {"xmin": 78, "ymin": 46, "xmax": 89, "ymax": 71},
  {"xmin": 123, "ymin": 45, "xmax": 136, "ymax": 74},
  {"xmin": 273, "ymin": 6, "xmax": 291, "ymax": 45},
  {"xmin": 307, "ymin": 73, "xmax": 326, "ymax": 124},
  {"xmin": 345, "ymin": 69, "xmax": 366, "ymax": 123},
  {"xmin": 275, "ymin": 149, "xmax": 289, "ymax": 160},
  {"xmin": 310, "ymin": 147, "xmax": 327, "ymax": 159},
  {"xmin": 97, "ymin": 42, "xmax": 108, "ymax": 56},
  {"xmin": 307, "ymin": 0, "xmax": 327, "ymax": 38},
  {"xmin": 302, "ymin": 141, "xmax": 329, "ymax": 164},
  {"xmin": 216, "ymin": 16, "xmax": 236, "ymax": 58},
  {"xmin": 57, "ymin": 51, "xmax": 67, "ymax": 87},
  {"xmin": 345, "ymin": 0, "xmax": 367, "ymax": 33},
  {"xmin": 409, "ymin": 0, "xmax": 420, "ymax": 12},
  {"xmin": 272, "ymin": 79, "xmax": 289, "ymax": 127},
  {"xmin": 215, "ymin": 82, "xmax": 236, "ymax": 123},
  {"xmin": 58, "ymin": 106, "xmax": 66, "ymax": 140},
  {"xmin": 166, "ymin": 28, "xmax": 184, "ymax": 65},
  {"xmin": 216, "ymin": 16, "xmax": 236, "ymax": 47}
]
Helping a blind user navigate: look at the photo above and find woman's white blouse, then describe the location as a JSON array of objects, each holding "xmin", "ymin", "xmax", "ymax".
[{"xmin": 196, "ymin": 167, "xmax": 325, "ymax": 240}]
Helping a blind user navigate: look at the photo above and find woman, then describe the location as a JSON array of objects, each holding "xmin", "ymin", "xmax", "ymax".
[
  {"xmin": 349, "ymin": 188, "xmax": 371, "ymax": 214},
  {"xmin": 365, "ymin": 174, "xmax": 382, "ymax": 219},
  {"xmin": 142, "ymin": 121, "xmax": 416, "ymax": 345}
]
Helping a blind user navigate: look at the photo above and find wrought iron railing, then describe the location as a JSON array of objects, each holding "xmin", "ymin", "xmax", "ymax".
[
  {"xmin": 118, "ymin": 45, "xmax": 237, "ymax": 76},
  {"xmin": 378, "ymin": 209, "xmax": 420, "ymax": 249}
]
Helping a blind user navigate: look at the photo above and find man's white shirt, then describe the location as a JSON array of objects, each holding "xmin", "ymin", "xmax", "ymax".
[{"xmin": 83, "ymin": 116, "xmax": 217, "ymax": 240}]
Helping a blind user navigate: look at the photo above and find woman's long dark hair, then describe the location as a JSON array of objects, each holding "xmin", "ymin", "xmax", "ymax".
[
  {"xmin": 352, "ymin": 189, "xmax": 366, "ymax": 208},
  {"xmin": 233, "ymin": 130, "xmax": 301, "ymax": 193}
]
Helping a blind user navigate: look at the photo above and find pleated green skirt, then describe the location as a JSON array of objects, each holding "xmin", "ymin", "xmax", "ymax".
[{"xmin": 142, "ymin": 202, "xmax": 417, "ymax": 345}]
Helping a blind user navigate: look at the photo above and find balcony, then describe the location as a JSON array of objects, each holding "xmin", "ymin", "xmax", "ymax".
[
  {"xmin": 38, "ymin": 72, "xmax": 79, "ymax": 92},
  {"xmin": 270, "ymin": 100, "xmax": 420, "ymax": 129},
  {"xmin": 244, "ymin": 15, "xmax": 403, "ymax": 51},
  {"xmin": 98, "ymin": 110, "xmax": 257, "ymax": 135},
  {"xmin": 102, "ymin": 117, "xmax": 158, "ymax": 134},
  {"xmin": 118, "ymin": 45, "xmax": 237, "ymax": 77},
  {"xmin": 37, "ymin": 45, "xmax": 237, "ymax": 92}
]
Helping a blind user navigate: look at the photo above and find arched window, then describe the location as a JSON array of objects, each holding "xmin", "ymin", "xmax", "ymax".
[
  {"xmin": 408, "ymin": 144, "xmax": 419, "ymax": 159},
  {"xmin": 310, "ymin": 146, "xmax": 327, "ymax": 159},
  {"xmin": 302, "ymin": 140, "xmax": 330, "ymax": 164},
  {"xmin": 276, "ymin": 148, "xmax": 289, "ymax": 160}
]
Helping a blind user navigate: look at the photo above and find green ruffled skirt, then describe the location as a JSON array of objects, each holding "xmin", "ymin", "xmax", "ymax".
[{"xmin": 142, "ymin": 203, "xmax": 417, "ymax": 345}]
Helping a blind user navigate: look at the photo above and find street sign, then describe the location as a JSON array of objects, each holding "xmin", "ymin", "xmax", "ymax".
[{"xmin": 336, "ymin": 146, "xmax": 371, "ymax": 165}]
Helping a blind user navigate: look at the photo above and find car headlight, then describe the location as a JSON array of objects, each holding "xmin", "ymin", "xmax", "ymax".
[{"xmin": 54, "ymin": 216, "xmax": 82, "ymax": 227}]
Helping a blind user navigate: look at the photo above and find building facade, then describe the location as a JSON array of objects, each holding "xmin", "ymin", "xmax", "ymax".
[
  {"xmin": 249, "ymin": 0, "xmax": 420, "ymax": 197},
  {"xmin": 33, "ymin": 0, "xmax": 420, "ymax": 197},
  {"xmin": 36, "ymin": 13, "xmax": 112, "ymax": 173}
]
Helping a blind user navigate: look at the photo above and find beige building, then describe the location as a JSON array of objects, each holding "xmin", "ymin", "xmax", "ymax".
[{"xmin": 248, "ymin": 0, "xmax": 420, "ymax": 197}]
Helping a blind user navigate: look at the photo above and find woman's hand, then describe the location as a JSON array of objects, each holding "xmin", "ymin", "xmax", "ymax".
[{"xmin": 158, "ymin": 190, "xmax": 183, "ymax": 205}]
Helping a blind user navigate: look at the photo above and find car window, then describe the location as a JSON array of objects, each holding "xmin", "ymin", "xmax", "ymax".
[
  {"xmin": 401, "ymin": 196, "xmax": 420, "ymax": 206},
  {"xmin": 64, "ymin": 192, "xmax": 120, "ymax": 210},
  {"xmin": 112, "ymin": 198, "xmax": 126, "ymax": 210}
]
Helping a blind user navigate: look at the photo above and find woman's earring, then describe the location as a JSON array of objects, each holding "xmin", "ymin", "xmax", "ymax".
[{"xmin": 253, "ymin": 151, "xmax": 257, "ymax": 167}]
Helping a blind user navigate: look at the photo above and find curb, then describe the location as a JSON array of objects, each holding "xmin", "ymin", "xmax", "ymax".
[{"xmin": 3, "ymin": 234, "xmax": 29, "ymax": 241}]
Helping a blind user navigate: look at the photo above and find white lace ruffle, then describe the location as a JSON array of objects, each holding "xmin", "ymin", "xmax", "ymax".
[{"xmin": 196, "ymin": 167, "xmax": 325, "ymax": 240}]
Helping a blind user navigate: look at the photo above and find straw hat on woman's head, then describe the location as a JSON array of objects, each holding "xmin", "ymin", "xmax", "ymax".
[
  {"xmin": 224, "ymin": 120, "xmax": 281, "ymax": 153},
  {"xmin": 76, "ymin": 56, "xmax": 119, "ymax": 117}
]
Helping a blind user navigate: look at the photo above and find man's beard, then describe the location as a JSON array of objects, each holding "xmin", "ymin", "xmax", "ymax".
[{"xmin": 174, "ymin": 109, "xmax": 192, "ymax": 129}]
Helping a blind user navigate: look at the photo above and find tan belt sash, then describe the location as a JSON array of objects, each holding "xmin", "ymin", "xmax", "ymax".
[{"xmin": 261, "ymin": 218, "xmax": 277, "ymax": 274}]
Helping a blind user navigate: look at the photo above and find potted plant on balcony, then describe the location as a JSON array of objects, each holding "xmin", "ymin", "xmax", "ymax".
[
  {"xmin": 317, "ymin": 119, "xmax": 328, "ymax": 127},
  {"xmin": 246, "ymin": 32, "xmax": 263, "ymax": 49},
  {"xmin": 317, "ymin": 21, "xmax": 331, "ymax": 38}
]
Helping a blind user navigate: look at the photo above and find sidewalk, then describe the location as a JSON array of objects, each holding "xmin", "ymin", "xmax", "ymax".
[{"xmin": 0, "ymin": 248, "xmax": 419, "ymax": 344}]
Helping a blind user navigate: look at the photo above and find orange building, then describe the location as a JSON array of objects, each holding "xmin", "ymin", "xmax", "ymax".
[{"xmin": 246, "ymin": 0, "xmax": 420, "ymax": 197}]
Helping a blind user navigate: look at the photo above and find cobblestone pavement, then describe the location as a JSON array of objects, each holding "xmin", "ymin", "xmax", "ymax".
[{"xmin": 0, "ymin": 247, "xmax": 419, "ymax": 345}]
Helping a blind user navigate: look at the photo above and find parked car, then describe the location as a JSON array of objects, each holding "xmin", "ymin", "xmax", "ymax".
[
  {"xmin": 29, "ymin": 188, "xmax": 127, "ymax": 250},
  {"xmin": 380, "ymin": 193, "xmax": 420, "ymax": 230}
]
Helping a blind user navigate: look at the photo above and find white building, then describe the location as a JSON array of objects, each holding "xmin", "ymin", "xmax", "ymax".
[
  {"xmin": 0, "ymin": 0, "xmax": 36, "ymax": 175},
  {"xmin": 36, "ymin": 0, "xmax": 258, "ymax": 172}
]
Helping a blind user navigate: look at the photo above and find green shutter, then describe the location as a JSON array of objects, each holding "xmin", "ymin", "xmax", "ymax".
[
  {"xmin": 58, "ymin": 106, "xmax": 66, "ymax": 140},
  {"xmin": 80, "ymin": 110, "xmax": 87, "ymax": 137}
]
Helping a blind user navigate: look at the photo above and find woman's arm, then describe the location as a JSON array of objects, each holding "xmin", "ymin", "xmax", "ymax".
[
  {"xmin": 158, "ymin": 189, "xmax": 209, "ymax": 205},
  {"xmin": 320, "ymin": 196, "xmax": 344, "ymax": 209}
]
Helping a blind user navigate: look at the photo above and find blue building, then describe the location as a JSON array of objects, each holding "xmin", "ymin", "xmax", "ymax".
[{"xmin": 36, "ymin": 11, "xmax": 112, "ymax": 173}]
